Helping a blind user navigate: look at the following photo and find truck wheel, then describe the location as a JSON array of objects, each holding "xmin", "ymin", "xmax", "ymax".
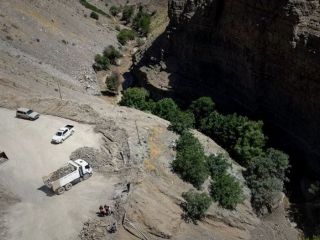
[
  {"xmin": 82, "ymin": 173, "xmax": 91, "ymax": 180},
  {"xmin": 65, "ymin": 183, "xmax": 72, "ymax": 191},
  {"xmin": 56, "ymin": 187, "xmax": 65, "ymax": 195}
]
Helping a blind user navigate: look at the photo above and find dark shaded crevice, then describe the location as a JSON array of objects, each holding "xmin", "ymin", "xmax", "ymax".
[{"xmin": 214, "ymin": 0, "xmax": 225, "ymax": 26}]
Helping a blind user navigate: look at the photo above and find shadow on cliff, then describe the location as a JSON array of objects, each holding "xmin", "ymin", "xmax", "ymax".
[{"xmin": 131, "ymin": 19, "xmax": 320, "ymax": 240}]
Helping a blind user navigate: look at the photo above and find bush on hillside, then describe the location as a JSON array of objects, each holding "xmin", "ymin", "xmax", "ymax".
[
  {"xmin": 207, "ymin": 154, "xmax": 231, "ymax": 180},
  {"xmin": 245, "ymin": 148, "xmax": 290, "ymax": 212},
  {"xmin": 117, "ymin": 29, "xmax": 135, "ymax": 45},
  {"xmin": 103, "ymin": 45, "xmax": 122, "ymax": 64},
  {"xmin": 189, "ymin": 96, "xmax": 215, "ymax": 128},
  {"xmin": 119, "ymin": 87, "xmax": 151, "ymax": 111},
  {"xmin": 210, "ymin": 173, "xmax": 243, "ymax": 210},
  {"xmin": 133, "ymin": 10, "xmax": 151, "ymax": 36},
  {"xmin": 90, "ymin": 11, "xmax": 99, "ymax": 20},
  {"xmin": 152, "ymin": 98, "xmax": 179, "ymax": 122},
  {"xmin": 172, "ymin": 132, "xmax": 208, "ymax": 189},
  {"xmin": 106, "ymin": 72, "xmax": 120, "ymax": 93},
  {"xmin": 93, "ymin": 54, "xmax": 110, "ymax": 71},
  {"xmin": 169, "ymin": 111, "xmax": 195, "ymax": 134},
  {"xmin": 181, "ymin": 190, "xmax": 212, "ymax": 223}
]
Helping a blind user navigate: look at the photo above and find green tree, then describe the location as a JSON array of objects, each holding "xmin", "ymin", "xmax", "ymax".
[
  {"xmin": 190, "ymin": 97, "xmax": 215, "ymax": 128},
  {"xmin": 210, "ymin": 174, "xmax": 243, "ymax": 210},
  {"xmin": 119, "ymin": 87, "xmax": 151, "ymax": 111},
  {"xmin": 172, "ymin": 132, "xmax": 208, "ymax": 188},
  {"xmin": 201, "ymin": 112, "xmax": 266, "ymax": 166},
  {"xmin": 169, "ymin": 111, "xmax": 195, "ymax": 134},
  {"xmin": 181, "ymin": 190, "xmax": 212, "ymax": 223},
  {"xmin": 245, "ymin": 148, "xmax": 290, "ymax": 212},
  {"xmin": 207, "ymin": 154, "xmax": 231, "ymax": 180},
  {"xmin": 152, "ymin": 98, "xmax": 179, "ymax": 122},
  {"xmin": 117, "ymin": 29, "xmax": 135, "ymax": 45}
]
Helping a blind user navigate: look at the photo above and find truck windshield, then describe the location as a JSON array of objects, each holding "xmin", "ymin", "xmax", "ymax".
[
  {"xmin": 56, "ymin": 132, "xmax": 63, "ymax": 136},
  {"xmin": 27, "ymin": 110, "xmax": 33, "ymax": 114}
]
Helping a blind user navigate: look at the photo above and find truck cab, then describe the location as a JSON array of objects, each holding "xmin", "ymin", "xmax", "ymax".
[{"xmin": 74, "ymin": 159, "xmax": 93, "ymax": 176}]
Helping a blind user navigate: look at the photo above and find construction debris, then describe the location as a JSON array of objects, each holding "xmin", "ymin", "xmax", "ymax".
[
  {"xmin": 79, "ymin": 219, "xmax": 108, "ymax": 240},
  {"xmin": 49, "ymin": 164, "xmax": 76, "ymax": 182}
]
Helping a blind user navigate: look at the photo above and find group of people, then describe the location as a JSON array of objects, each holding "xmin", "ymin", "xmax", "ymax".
[
  {"xmin": 99, "ymin": 204, "xmax": 113, "ymax": 217},
  {"xmin": 98, "ymin": 205, "xmax": 117, "ymax": 233}
]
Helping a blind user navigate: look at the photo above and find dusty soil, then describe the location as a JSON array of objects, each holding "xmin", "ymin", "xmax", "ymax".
[
  {"xmin": 0, "ymin": 108, "xmax": 118, "ymax": 240},
  {"xmin": 0, "ymin": 185, "xmax": 19, "ymax": 240}
]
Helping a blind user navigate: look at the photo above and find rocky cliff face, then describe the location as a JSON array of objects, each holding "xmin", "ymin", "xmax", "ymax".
[{"xmin": 165, "ymin": 0, "xmax": 320, "ymax": 175}]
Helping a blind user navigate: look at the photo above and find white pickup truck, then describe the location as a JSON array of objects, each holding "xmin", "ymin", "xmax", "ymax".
[
  {"xmin": 42, "ymin": 159, "xmax": 93, "ymax": 195},
  {"xmin": 51, "ymin": 125, "xmax": 75, "ymax": 144}
]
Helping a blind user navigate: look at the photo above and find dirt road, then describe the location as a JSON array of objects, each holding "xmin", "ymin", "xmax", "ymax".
[{"xmin": 0, "ymin": 108, "xmax": 117, "ymax": 240}]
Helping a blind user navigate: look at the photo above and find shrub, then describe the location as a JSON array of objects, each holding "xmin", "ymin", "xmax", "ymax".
[
  {"xmin": 133, "ymin": 10, "xmax": 151, "ymax": 36},
  {"xmin": 117, "ymin": 29, "xmax": 135, "ymax": 45},
  {"xmin": 119, "ymin": 87, "xmax": 151, "ymax": 111},
  {"xmin": 201, "ymin": 112, "xmax": 266, "ymax": 166},
  {"xmin": 106, "ymin": 72, "xmax": 120, "ymax": 92},
  {"xmin": 103, "ymin": 45, "xmax": 122, "ymax": 64},
  {"xmin": 169, "ymin": 111, "xmax": 195, "ymax": 134},
  {"xmin": 172, "ymin": 132, "xmax": 208, "ymax": 189},
  {"xmin": 190, "ymin": 97, "xmax": 215, "ymax": 128},
  {"xmin": 93, "ymin": 54, "xmax": 110, "ymax": 71},
  {"xmin": 207, "ymin": 154, "xmax": 231, "ymax": 180},
  {"xmin": 121, "ymin": 5, "xmax": 134, "ymax": 23},
  {"xmin": 79, "ymin": 0, "xmax": 107, "ymax": 16},
  {"xmin": 210, "ymin": 174, "xmax": 243, "ymax": 210},
  {"xmin": 306, "ymin": 236, "xmax": 320, "ymax": 240},
  {"xmin": 152, "ymin": 98, "xmax": 179, "ymax": 122},
  {"xmin": 109, "ymin": 5, "xmax": 121, "ymax": 16},
  {"xmin": 245, "ymin": 148, "xmax": 290, "ymax": 212},
  {"xmin": 181, "ymin": 190, "xmax": 212, "ymax": 223},
  {"xmin": 90, "ymin": 11, "xmax": 99, "ymax": 20}
]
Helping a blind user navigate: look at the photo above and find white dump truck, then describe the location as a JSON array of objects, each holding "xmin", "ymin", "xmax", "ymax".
[
  {"xmin": 42, "ymin": 159, "xmax": 92, "ymax": 195},
  {"xmin": 51, "ymin": 125, "xmax": 75, "ymax": 144}
]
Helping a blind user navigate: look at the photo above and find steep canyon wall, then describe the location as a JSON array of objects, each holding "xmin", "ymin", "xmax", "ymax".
[{"xmin": 166, "ymin": 0, "xmax": 320, "ymax": 175}]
